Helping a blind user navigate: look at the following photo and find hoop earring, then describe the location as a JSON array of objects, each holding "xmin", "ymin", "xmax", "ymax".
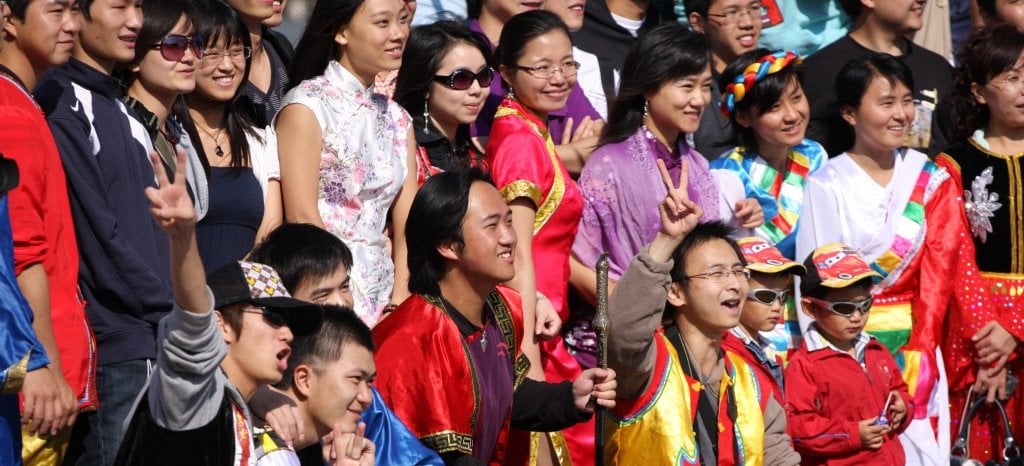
[{"xmin": 423, "ymin": 101, "xmax": 430, "ymax": 134}]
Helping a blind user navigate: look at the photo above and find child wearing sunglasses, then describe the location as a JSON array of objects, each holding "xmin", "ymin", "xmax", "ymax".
[
  {"xmin": 721, "ymin": 237, "xmax": 806, "ymax": 407},
  {"xmin": 785, "ymin": 242, "xmax": 913, "ymax": 465}
]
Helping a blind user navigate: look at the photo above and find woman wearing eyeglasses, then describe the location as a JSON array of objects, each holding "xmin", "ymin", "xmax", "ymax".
[
  {"xmin": 795, "ymin": 53, "xmax": 992, "ymax": 465},
  {"xmin": 484, "ymin": 10, "xmax": 592, "ymax": 466},
  {"xmin": 394, "ymin": 21, "xmax": 490, "ymax": 186},
  {"xmin": 276, "ymin": 0, "xmax": 416, "ymax": 326},
  {"xmin": 123, "ymin": 0, "xmax": 206, "ymax": 219},
  {"xmin": 172, "ymin": 0, "xmax": 282, "ymax": 272}
]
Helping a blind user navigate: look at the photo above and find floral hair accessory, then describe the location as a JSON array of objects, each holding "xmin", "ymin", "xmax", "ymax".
[{"xmin": 720, "ymin": 50, "xmax": 802, "ymax": 118}]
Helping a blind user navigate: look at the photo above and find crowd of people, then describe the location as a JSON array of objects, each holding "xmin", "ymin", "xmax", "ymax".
[{"xmin": 0, "ymin": 0, "xmax": 1021, "ymax": 464}]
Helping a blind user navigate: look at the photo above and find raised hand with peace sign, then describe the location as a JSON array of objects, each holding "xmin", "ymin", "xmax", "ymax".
[{"xmin": 650, "ymin": 158, "xmax": 703, "ymax": 263}]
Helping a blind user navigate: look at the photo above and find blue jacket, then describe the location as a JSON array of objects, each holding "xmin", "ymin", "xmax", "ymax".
[{"xmin": 35, "ymin": 58, "xmax": 173, "ymax": 366}]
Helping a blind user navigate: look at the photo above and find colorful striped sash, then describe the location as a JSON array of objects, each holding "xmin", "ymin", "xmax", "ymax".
[{"xmin": 870, "ymin": 161, "xmax": 942, "ymax": 278}]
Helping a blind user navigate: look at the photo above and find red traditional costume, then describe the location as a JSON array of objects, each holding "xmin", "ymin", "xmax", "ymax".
[
  {"xmin": 937, "ymin": 139, "xmax": 1024, "ymax": 461},
  {"xmin": 485, "ymin": 97, "xmax": 587, "ymax": 465},
  {"xmin": 796, "ymin": 149, "xmax": 992, "ymax": 465},
  {"xmin": 373, "ymin": 287, "xmax": 531, "ymax": 465}
]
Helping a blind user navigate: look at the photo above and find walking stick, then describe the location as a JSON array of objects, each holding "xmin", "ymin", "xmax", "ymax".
[{"xmin": 593, "ymin": 253, "xmax": 610, "ymax": 466}]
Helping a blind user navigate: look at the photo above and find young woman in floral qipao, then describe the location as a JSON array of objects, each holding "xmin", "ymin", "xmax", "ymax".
[{"xmin": 276, "ymin": 0, "xmax": 417, "ymax": 326}]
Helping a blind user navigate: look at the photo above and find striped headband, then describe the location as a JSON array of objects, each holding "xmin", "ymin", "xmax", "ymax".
[{"xmin": 720, "ymin": 50, "xmax": 802, "ymax": 118}]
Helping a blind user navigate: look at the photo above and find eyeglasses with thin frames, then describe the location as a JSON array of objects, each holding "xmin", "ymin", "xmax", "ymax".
[
  {"xmin": 806, "ymin": 296, "xmax": 872, "ymax": 318},
  {"xmin": 685, "ymin": 267, "xmax": 750, "ymax": 283},
  {"xmin": 705, "ymin": 3, "xmax": 763, "ymax": 24},
  {"xmin": 199, "ymin": 47, "xmax": 251, "ymax": 69},
  {"xmin": 511, "ymin": 61, "xmax": 581, "ymax": 80}
]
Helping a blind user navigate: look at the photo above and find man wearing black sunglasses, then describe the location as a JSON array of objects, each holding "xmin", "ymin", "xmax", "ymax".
[
  {"xmin": 604, "ymin": 159, "xmax": 799, "ymax": 465},
  {"xmin": 785, "ymin": 241, "xmax": 913, "ymax": 464},
  {"xmin": 720, "ymin": 236, "xmax": 805, "ymax": 408},
  {"xmin": 114, "ymin": 150, "xmax": 325, "ymax": 466}
]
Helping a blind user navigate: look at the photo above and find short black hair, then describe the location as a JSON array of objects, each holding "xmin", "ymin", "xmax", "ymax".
[
  {"xmin": 406, "ymin": 168, "xmax": 494, "ymax": 296},
  {"xmin": 248, "ymin": 224, "xmax": 354, "ymax": 296},
  {"xmin": 682, "ymin": 0, "xmax": 711, "ymax": 17},
  {"xmin": 978, "ymin": 0, "xmax": 996, "ymax": 18},
  {"xmin": 276, "ymin": 306, "xmax": 374, "ymax": 390},
  {"xmin": 838, "ymin": 0, "xmax": 862, "ymax": 20},
  {"xmin": 495, "ymin": 10, "xmax": 571, "ymax": 85},
  {"xmin": 669, "ymin": 221, "xmax": 746, "ymax": 284},
  {"xmin": 829, "ymin": 53, "xmax": 914, "ymax": 154},
  {"xmin": 951, "ymin": 22, "xmax": 1024, "ymax": 141}
]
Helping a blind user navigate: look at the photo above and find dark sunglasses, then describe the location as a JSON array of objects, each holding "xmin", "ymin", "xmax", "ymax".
[
  {"xmin": 241, "ymin": 306, "xmax": 286, "ymax": 327},
  {"xmin": 152, "ymin": 34, "xmax": 203, "ymax": 62},
  {"xmin": 433, "ymin": 67, "xmax": 494, "ymax": 91},
  {"xmin": 807, "ymin": 296, "xmax": 873, "ymax": 318},
  {"xmin": 746, "ymin": 288, "xmax": 790, "ymax": 305}
]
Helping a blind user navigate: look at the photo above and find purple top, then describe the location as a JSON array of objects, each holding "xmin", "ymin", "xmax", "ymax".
[
  {"xmin": 464, "ymin": 306, "xmax": 514, "ymax": 463},
  {"xmin": 572, "ymin": 129, "xmax": 721, "ymax": 277},
  {"xmin": 468, "ymin": 20, "xmax": 601, "ymax": 139}
]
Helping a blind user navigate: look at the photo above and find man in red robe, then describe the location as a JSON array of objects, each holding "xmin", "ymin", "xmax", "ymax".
[{"xmin": 373, "ymin": 168, "xmax": 617, "ymax": 465}]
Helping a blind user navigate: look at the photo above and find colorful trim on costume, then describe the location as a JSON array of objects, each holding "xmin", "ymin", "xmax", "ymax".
[
  {"xmin": 871, "ymin": 161, "xmax": 946, "ymax": 280},
  {"xmin": 0, "ymin": 351, "xmax": 29, "ymax": 394},
  {"xmin": 725, "ymin": 352, "xmax": 766, "ymax": 466},
  {"xmin": 494, "ymin": 101, "xmax": 566, "ymax": 233},
  {"xmin": 721, "ymin": 51, "xmax": 801, "ymax": 117},
  {"xmin": 485, "ymin": 291, "xmax": 531, "ymax": 389}
]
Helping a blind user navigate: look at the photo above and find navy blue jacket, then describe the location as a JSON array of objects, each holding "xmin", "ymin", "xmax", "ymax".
[{"xmin": 35, "ymin": 58, "xmax": 173, "ymax": 366}]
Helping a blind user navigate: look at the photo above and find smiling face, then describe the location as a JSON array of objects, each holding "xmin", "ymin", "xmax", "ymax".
[
  {"xmin": 9, "ymin": 0, "xmax": 81, "ymax": 71},
  {"xmin": 502, "ymin": 29, "xmax": 574, "ymax": 117},
  {"xmin": 738, "ymin": 77, "xmax": 809, "ymax": 153},
  {"xmin": 542, "ymin": 0, "xmax": 584, "ymax": 31},
  {"xmin": 974, "ymin": 52, "xmax": 1024, "ymax": 133},
  {"xmin": 842, "ymin": 75, "xmax": 915, "ymax": 156},
  {"xmin": 447, "ymin": 181, "xmax": 517, "ymax": 287},
  {"xmin": 694, "ymin": 0, "xmax": 761, "ymax": 70},
  {"xmin": 644, "ymin": 66, "xmax": 713, "ymax": 143},
  {"xmin": 670, "ymin": 238, "xmax": 748, "ymax": 332},
  {"xmin": 263, "ymin": 0, "xmax": 287, "ymax": 27},
  {"xmin": 870, "ymin": 0, "xmax": 925, "ymax": 34},
  {"xmin": 428, "ymin": 42, "xmax": 490, "ymax": 137},
  {"xmin": 130, "ymin": 14, "xmax": 197, "ymax": 104},
  {"xmin": 194, "ymin": 34, "xmax": 245, "ymax": 103},
  {"xmin": 336, "ymin": 0, "xmax": 409, "ymax": 87},
  {"xmin": 77, "ymin": 0, "xmax": 143, "ymax": 72},
  {"xmin": 304, "ymin": 342, "xmax": 375, "ymax": 435}
]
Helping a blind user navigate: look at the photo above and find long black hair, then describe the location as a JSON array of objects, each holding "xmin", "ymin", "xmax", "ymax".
[
  {"xmin": 406, "ymin": 168, "xmax": 493, "ymax": 296},
  {"xmin": 830, "ymin": 53, "xmax": 914, "ymax": 154},
  {"xmin": 951, "ymin": 23, "xmax": 1024, "ymax": 141},
  {"xmin": 600, "ymin": 23, "xmax": 711, "ymax": 146},
  {"xmin": 288, "ymin": 0, "xmax": 368, "ymax": 89},
  {"xmin": 174, "ymin": 0, "xmax": 261, "ymax": 172},
  {"xmin": 718, "ymin": 48, "xmax": 804, "ymax": 154},
  {"xmin": 394, "ymin": 21, "xmax": 491, "ymax": 133},
  {"xmin": 495, "ymin": 10, "xmax": 571, "ymax": 93}
]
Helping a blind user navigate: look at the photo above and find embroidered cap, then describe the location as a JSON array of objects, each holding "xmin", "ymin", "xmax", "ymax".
[
  {"xmin": 800, "ymin": 243, "xmax": 881, "ymax": 295},
  {"xmin": 207, "ymin": 261, "xmax": 323, "ymax": 335},
  {"xmin": 737, "ymin": 237, "xmax": 805, "ymax": 276}
]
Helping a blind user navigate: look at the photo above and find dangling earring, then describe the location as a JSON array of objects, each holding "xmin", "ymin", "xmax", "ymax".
[
  {"xmin": 423, "ymin": 101, "xmax": 430, "ymax": 134},
  {"xmin": 508, "ymin": 88, "xmax": 515, "ymax": 101},
  {"xmin": 643, "ymin": 101, "xmax": 654, "ymax": 140},
  {"xmin": 643, "ymin": 100, "xmax": 650, "ymax": 119}
]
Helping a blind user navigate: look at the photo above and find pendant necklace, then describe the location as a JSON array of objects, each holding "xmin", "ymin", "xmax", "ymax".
[{"xmin": 197, "ymin": 124, "xmax": 226, "ymax": 157}]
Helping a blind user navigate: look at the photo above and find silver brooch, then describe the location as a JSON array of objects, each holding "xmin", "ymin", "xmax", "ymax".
[{"xmin": 964, "ymin": 166, "xmax": 1002, "ymax": 243}]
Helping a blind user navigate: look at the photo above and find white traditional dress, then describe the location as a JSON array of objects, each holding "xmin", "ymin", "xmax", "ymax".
[
  {"xmin": 280, "ymin": 61, "xmax": 410, "ymax": 326},
  {"xmin": 796, "ymin": 148, "xmax": 991, "ymax": 466}
]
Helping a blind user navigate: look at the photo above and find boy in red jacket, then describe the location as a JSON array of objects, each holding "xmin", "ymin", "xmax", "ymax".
[
  {"xmin": 722, "ymin": 237, "xmax": 806, "ymax": 407},
  {"xmin": 785, "ymin": 242, "xmax": 913, "ymax": 465}
]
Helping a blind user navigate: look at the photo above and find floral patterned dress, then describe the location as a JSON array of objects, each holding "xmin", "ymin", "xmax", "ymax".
[{"xmin": 280, "ymin": 61, "xmax": 410, "ymax": 326}]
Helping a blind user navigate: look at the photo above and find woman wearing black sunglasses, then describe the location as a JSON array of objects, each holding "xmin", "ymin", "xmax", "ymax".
[
  {"xmin": 123, "ymin": 0, "xmax": 207, "ymax": 219},
  {"xmin": 395, "ymin": 21, "xmax": 491, "ymax": 186}
]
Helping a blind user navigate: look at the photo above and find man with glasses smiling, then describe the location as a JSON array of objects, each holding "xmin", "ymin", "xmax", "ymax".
[
  {"xmin": 785, "ymin": 242, "xmax": 913, "ymax": 465},
  {"xmin": 603, "ymin": 161, "xmax": 799, "ymax": 465}
]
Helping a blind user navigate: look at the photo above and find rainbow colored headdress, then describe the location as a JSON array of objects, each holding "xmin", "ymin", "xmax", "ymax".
[{"xmin": 720, "ymin": 50, "xmax": 802, "ymax": 118}]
